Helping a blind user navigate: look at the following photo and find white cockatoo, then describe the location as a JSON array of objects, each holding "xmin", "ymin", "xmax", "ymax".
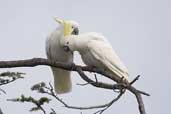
[
  {"xmin": 60, "ymin": 32, "xmax": 129, "ymax": 81},
  {"xmin": 46, "ymin": 18, "xmax": 79, "ymax": 94}
]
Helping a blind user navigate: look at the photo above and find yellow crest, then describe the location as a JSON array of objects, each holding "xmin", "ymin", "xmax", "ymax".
[
  {"xmin": 54, "ymin": 17, "xmax": 73, "ymax": 36},
  {"xmin": 54, "ymin": 17, "xmax": 63, "ymax": 24}
]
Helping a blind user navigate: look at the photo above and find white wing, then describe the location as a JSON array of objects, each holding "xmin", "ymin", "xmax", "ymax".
[
  {"xmin": 46, "ymin": 28, "xmax": 73, "ymax": 94},
  {"xmin": 87, "ymin": 39, "xmax": 129, "ymax": 80}
]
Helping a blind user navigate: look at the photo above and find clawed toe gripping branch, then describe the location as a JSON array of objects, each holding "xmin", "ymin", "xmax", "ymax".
[{"xmin": 0, "ymin": 58, "xmax": 150, "ymax": 114}]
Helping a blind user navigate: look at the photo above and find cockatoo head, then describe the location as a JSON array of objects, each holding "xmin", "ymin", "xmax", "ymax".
[
  {"xmin": 54, "ymin": 18, "xmax": 79, "ymax": 36},
  {"xmin": 59, "ymin": 35, "xmax": 77, "ymax": 52}
]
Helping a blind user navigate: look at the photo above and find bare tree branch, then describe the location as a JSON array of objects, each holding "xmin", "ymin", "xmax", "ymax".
[
  {"xmin": 0, "ymin": 108, "xmax": 3, "ymax": 114},
  {"xmin": 0, "ymin": 58, "xmax": 149, "ymax": 114},
  {"xmin": 37, "ymin": 82, "xmax": 124, "ymax": 111}
]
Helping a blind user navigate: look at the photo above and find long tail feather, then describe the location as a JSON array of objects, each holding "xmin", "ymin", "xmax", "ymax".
[{"xmin": 51, "ymin": 67, "xmax": 72, "ymax": 94}]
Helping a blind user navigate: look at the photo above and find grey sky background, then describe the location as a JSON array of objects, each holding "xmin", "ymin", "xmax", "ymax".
[{"xmin": 0, "ymin": 0, "xmax": 170, "ymax": 114}]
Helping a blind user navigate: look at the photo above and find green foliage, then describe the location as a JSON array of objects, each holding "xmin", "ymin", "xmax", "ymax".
[
  {"xmin": 8, "ymin": 94, "xmax": 51, "ymax": 113},
  {"xmin": 0, "ymin": 71, "xmax": 25, "ymax": 94},
  {"xmin": 0, "ymin": 71, "xmax": 25, "ymax": 78},
  {"xmin": 31, "ymin": 82, "xmax": 46, "ymax": 93},
  {"xmin": 0, "ymin": 71, "xmax": 25, "ymax": 86}
]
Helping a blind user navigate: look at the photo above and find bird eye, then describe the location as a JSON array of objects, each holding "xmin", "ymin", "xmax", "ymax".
[
  {"xmin": 71, "ymin": 26, "xmax": 74, "ymax": 29},
  {"xmin": 66, "ymin": 41, "xmax": 69, "ymax": 44}
]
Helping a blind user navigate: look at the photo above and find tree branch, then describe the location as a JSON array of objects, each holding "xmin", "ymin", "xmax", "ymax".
[
  {"xmin": 0, "ymin": 58, "xmax": 126, "ymax": 83},
  {"xmin": 45, "ymin": 83, "xmax": 124, "ymax": 111},
  {"xmin": 30, "ymin": 82, "xmax": 124, "ymax": 114},
  {"xmin": 0, "ymin": 58, "xmax": 149, "ymax": 114}
]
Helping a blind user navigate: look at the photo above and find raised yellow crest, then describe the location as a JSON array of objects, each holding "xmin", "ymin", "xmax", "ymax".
[{"xmin": 54, "ymin": 17, "xmax": 73, "ymax": 36}]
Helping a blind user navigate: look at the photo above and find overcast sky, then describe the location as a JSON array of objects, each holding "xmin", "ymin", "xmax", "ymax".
[{"xmin": 0, "ymin": 0, "xmax": 170, "ymax": 114}]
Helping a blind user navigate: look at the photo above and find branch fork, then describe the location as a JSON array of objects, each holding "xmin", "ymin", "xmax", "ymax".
[{"xmin": 0, "ymin": 58, "xmax": 149, "ymax": 114}]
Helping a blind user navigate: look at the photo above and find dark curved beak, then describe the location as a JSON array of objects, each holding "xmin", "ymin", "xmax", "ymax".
[
  {"xmin": 63, "ymin": 46, "xmax": 70, "ymax": 52},
  {"xmin": 72, "ymin": 28, "xmax": 79, "ymax": 35}
]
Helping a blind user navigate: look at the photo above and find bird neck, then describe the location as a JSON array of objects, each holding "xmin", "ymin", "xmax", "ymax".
[
  {"xmin": 62, "ymin": 35, "xmax": 79, "ymax": 52},
  {"xmin": 70, "ymin": 35, "xmax": 87, "ymax": 52},
  {"xmin": 68, "ymin": 36, "xmax": 79, "ymax": 51}
]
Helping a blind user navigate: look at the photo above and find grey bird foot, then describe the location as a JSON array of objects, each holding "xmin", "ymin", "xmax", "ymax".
[{"xmin": 70, "ymin": 63, "xmax": 76, "ymax": 70}]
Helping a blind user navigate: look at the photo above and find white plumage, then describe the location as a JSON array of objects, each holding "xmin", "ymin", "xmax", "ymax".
[
  {"xmin": 61, "ymin": 32, "xmax": 129, "ymax": 81},
  {"xmin": 46, "ymin": 18, "xmax": 79, "ymax": 94}
]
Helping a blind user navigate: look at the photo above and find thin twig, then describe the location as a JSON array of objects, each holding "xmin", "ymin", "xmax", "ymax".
[
  {"xmin": 43, "ymin": 83, "xmax": 122, "ymax": 110},
  {"xmin": 50, "ymin": 108, "xmax": 56, "ymax": 114},
  {"xmin": 94, "ymin": 91, "xmax": 124, "ymax": 114},
  {"xmin": 130, "ymin": 75, "xmax": 140, "ymax": 85},
  {"xmin": 0, "ymin": 88, "xmax": 6, "ymax": 94},
  {"xmin": 76, "ymin": 82, "xmax": 95, "ymax": 86},
  {"xmin": 94, "ymin": 74, "xmax": 98, "ymax": 82}
]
